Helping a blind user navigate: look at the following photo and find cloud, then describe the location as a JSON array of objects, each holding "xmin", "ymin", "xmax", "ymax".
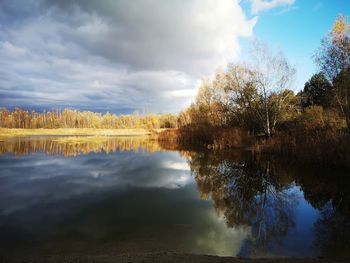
[
  {"xmin": 249, "ymin": 0, "xmax": 296, "ymax": 14},
  {"xmin": 275, "ymin": 5, "xmax": 299, "ymax": 16},
  {"xmin": 0, "ymin": 0, "xmax": 256, "ymax": 113},
  {"xmin": 0, "ymin": 151, "xmax": 193, "ymax": 214},
  {"xmin": 0, "ymin": 150, "xmax": 251, "ymax": 256}
]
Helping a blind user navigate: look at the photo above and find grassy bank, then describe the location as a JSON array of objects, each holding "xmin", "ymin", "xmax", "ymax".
[
  {"xmin": 0, "ymin": 128, "xmax": 165, "ymax": 137},
  {"xmin": 158, "ymin": 128, "xmax": 350, "ymax": 168}
]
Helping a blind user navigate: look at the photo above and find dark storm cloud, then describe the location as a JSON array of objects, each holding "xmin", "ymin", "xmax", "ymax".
[{"xmin": 0, "ymin": 0, "xmax": 256, "ymax": 113}]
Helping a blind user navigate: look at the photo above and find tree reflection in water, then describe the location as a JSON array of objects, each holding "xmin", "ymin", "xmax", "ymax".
[
  {"xmin": 0, "ymin": 136, "xmax": 164, "ymax": 156},
  {"xmin": 1, "ymin": 136, "xmax": 350, "ymax": 258},
  {"xmin": 186, "ymin": 151, "xmax": 298, "ymax": 256},
  {"xmin": 290, "ymin": 162, "xmax": 350, "ymax": 258},
  {"xmin": 314, "ymin": 202, "xmax": 350, "ymax": 258}
]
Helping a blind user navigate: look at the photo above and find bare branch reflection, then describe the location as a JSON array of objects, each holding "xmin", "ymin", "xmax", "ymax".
[{"xmin": 185, "ymin": 151, "xmax": 298, "ymax": 256}]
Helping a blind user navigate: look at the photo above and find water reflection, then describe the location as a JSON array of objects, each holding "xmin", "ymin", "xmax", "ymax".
[
  {"xmin": 187, "ymin": 150, "xmax": 350, "ymax": 258},
  {"xmin": 295, "ymin": 167, "xmax": 350, "ymax": 258},
  {"xmin": 0, "ymin": 136, "xmax": 164, "ymax": 156},
  {"xmin": 314, "ymin": 202, "xmax": 350, "ymax": 258},
  {"xmin": 188, "ymin": 151, "xmax": 298, "ymax": 257},
  {"xmin": 0, "ymin": 139, "xmax": 248, "ymax": 257},
  {"xmin": 0, "ymin": 136, "xmax": 349, "ymax": 258}
]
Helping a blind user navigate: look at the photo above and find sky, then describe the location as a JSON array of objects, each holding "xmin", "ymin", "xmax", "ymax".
[{"xmin": 0, "ymin": 0, "xmax": 349, "ymax": 114}]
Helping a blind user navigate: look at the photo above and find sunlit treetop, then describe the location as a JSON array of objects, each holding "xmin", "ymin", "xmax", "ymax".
[
  {"xmin": 333, "ymin": 15, "xmax": 348, "ymax": 33},
  {"xmin": 332, "ymin": 15, "xmax": 350, "ymax": 41}
]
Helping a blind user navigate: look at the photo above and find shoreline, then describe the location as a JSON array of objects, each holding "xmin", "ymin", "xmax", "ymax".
[
  {"xmin": 1, "ymin": 253, "xmax": 345, "ymax": 263},
  {"xmin": 0, "ymin": 128, "xmax": 168, "ymax": 137}
]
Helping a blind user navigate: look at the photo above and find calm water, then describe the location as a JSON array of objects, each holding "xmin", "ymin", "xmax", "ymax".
[{"xmin": 0, "ymin": 136, "xmax": 349, "ymax": 258}]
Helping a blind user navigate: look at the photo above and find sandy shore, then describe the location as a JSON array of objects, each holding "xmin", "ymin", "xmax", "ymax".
[{"xmin": 1, "ymin": 253, "xmax": 346, "ymax": 263}]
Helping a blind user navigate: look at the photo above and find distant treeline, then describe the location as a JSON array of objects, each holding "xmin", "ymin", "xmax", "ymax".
[{"xmin": 0, "ymin": 108, "xmax": 178, "ymax": 129}]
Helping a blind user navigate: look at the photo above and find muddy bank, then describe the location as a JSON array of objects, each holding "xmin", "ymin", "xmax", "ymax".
[{"xmin": 1, "ymin": 253, "xmax": 347, "ymax": 263}]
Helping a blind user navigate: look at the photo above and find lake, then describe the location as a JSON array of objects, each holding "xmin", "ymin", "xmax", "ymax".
[{"xmin": 0, "ymin": 136, "xmax": 349, "ymax": 258}]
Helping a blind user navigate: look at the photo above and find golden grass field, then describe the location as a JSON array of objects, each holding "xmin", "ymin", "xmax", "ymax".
[{"xmin": 0, "ymin": 128, "xmax": 167, "ymax": 137}]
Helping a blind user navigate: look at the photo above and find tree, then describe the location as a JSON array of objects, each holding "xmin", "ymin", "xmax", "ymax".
[
  {"xmin": 270, "ymin": 89, "xmax": 300, "ymax": 129},
  {"xmin": 315, "ymin": 15, "xmax": 350, "ymax": 132},
  {"xmin": 250, "ymin": 41, "xmax": 296, "ymax": 137},
  {"xmin": 315, "ymin": 15, "xmax": 350, "ymax": 81},
  {"xmin": 302, "ymin": 73, "xmax": 333, "ymax": 108},
  {"xmin": 223, "ymin": 64, "xmax": 265, "ymax": 133},
  {"xmin": 219, "ymin": 43, "xmax": 296, "ymax": 137},
  {"xmin": 333, "ymin": 66, "xmax": 350, "ymax": 131}
]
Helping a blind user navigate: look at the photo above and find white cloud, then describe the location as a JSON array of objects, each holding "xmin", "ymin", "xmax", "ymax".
[
  {"xmin": 1, "ymin": 41, "xmax": 27, "ymax": 56},
  {"xmin": 196, "ymin": 212, "xmax": 250, "ymax": 256},
  {"xmin": 275, "ymin": 5, "xmax": 299, "ymax": 15},
  {"xmin": 0, "ymin": 0, "xmax": 257, "ymax": 113},
  {"xmin": 249, "ymin": 0, "xmax": 296, "ymax": 14},
  {"xmin": 162, "ymin": 161, "xmax": 190, "ymax": 171}
]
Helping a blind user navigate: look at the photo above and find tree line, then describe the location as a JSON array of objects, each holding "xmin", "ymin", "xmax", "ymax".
[
  {"xmin": 178, "ymin": 15, "xmax": 350, "ymax": 138},
  {"xmin": 0, "ymin": 108, "xmax": 178, "ymax": 129},
  {"xmin": 166, "ymin": 15, "xmax": 350, "ymax": 166}
]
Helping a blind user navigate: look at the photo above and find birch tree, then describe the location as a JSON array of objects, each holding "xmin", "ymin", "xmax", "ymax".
[{"xmin": 250, "ymin": 41, "xmax": 296, "ymax": 137}]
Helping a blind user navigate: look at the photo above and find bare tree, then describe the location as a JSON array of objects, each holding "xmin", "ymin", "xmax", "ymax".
[{"xmin": 250, "ymin": 41, "xmax": 296, "ymax": 137}]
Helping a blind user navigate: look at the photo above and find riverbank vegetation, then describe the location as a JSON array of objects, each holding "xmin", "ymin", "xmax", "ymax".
[{"xmin": 161, "ymin": 15, "xmax": 350, "ymax": 167}]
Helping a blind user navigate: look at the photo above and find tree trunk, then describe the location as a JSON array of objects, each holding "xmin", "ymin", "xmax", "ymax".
[
  {"xmin": 346, "ymin": 115, "xmax": 350, "ymax": 134},
  {"xmin": 264, "ymin": 98, "xmax": 271, "ymax": 137}
]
